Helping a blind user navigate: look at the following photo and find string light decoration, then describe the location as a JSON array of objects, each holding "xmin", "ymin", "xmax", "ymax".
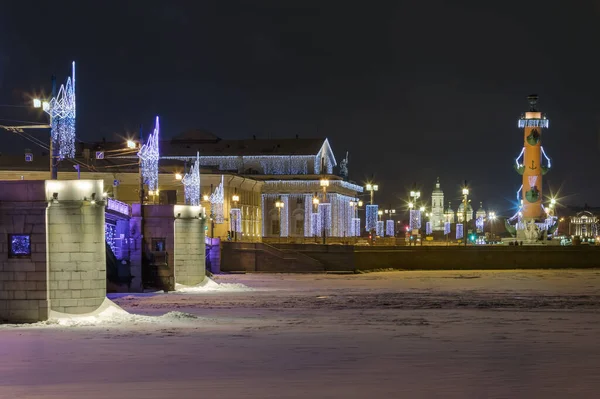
[
  {"xmin": 409, "ymin": 210, "xmax": 422, "ymax": 230},
  {"xmin": 426, "ymin": 222, "xmax": 432, "ymax": 235},
  {"xmin": 456, "ymin": 223, "xmax": 464, "ymax": 239},
  {"xmin": 105, "ymin": 223, "xmax": 117, "ymax": 255},
  {"xmin": 366, "ymin": 205, "xmax": 378, "ymax": 231},
  {"xmin": 518, "ymin": 118, "xmax": 549, "ymax": 128},
  {"xmin": 45, "ymin": 61, "xmax": 76, "ymax": 158},
  {"xmin": 9, "ymin": 235, "xmax": 31, "ymax": 257},
  {"xmin": 311, "ymin": 212, "xmax": 320, "ymax": 237},
  {"xmin": 182, "ymin": 152, "xmax": 201, "ymax": 206},
  {"xmin": 351, "ymin": 217, "xmax": 361, "ymax": 237},
  {"xmin": 280, "ymin": 195, "xmax": 289, "ymax": 237},
  {"xmin": 475, "ymin": 216, "xmax": 484, "ymax": 232},
  {"xmin": 230, "ymin": 208, "xmax": 242, "ymax": 233},
  {"xmin": 304, "ymin": 194, "xmax": 313, "ymax": 237},
  {"xmin": 386, "ymin": 220, "xmax": 395, "ymax": 237},
  {"xmin": 376, "ymin": 221, "xmax": 384, "ymax": 237},
  {"xmin": 318, "ymin": 203, "xmax": 332, "ymax": 236},
  {"xmin": 444, "ymin": 222, "xmax": 451, "ymax": 235},
  {"xmin": 138, "ymin": 116, "xmax": 160, "ymax": 191},
  {"xmin": 210, "ymin": 175, "xmax": 224, "ymax": 224},
  {"xmin": 262, "ymin": 180, "xmax": 363, "ymax": 192}
]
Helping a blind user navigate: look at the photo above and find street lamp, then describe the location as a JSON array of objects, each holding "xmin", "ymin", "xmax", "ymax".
[
  {"xmin": 275, "ymin": 197, "xmax": 284, "ymax": 243},
  {"xmin": 126, "ymin": 140, "xmax": 137, "ymax": 149},
  {"xmin": 366, "ymin": 183, "xmax": 379, "ymax": 204},
  {"xmin": 489, "ymin": 211, "xmax": 496, "ymax": 241},
  {"xmin": 462, "ymin": 183, "xmax": 469, "ymax": 247},
  {"xmin": 320, "ymin": 179, "xmax": 329, "ymax": 244},
  {"xmin": 175, "ymin": 173, "xmax": 183, "ymax": 180},
  {"xmin": 231, "ymin": 189, "xmax": 240, "ymax": 241}
]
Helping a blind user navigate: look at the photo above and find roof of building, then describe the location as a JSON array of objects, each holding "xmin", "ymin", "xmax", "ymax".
[{"xmin": 432, "ymin": 177, "xmax": 442, "ymax": 193}]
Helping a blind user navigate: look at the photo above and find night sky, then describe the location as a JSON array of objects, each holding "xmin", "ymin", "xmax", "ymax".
[{"xmin": 1, "ymin": 1, "xmax": 599, "ymax": 215}]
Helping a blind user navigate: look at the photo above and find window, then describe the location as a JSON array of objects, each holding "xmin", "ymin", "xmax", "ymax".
[
  {"xmin": 152, "ymin": 238, "xmax": 166, "ymax": 252},
  {"xmin": 9, "ymin": 234, "xmax": 31, "ymax": 258}
]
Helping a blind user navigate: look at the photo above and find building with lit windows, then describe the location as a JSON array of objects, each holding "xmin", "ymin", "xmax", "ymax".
[
  {"xmin": 456, "ymin": 202, "xmax": 474, "ymax": 223},
  {"xmin": 569, "ymin": 211, "xmax": 598, "ymax": 237},
  {"xmin": 444, "ymin": 202, "xmax": 455, "ymax": 224},
  {"xmin": 0, "ymin": 131, "xmax": 362, "ymax": 241}
]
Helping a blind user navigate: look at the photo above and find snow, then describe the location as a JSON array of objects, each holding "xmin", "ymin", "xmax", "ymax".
[
  {"xmin": 1, "ymin": 270, "xmax": 600, "ymax": 398},
  {"xmin": 174, "ymin": 276, "xmax": 254, "ymax": 293}
]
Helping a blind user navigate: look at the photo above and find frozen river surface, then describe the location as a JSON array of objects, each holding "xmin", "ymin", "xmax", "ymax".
[{"xmin": 1, "ymin": 270, "xmax": 600, "ymax": 398}]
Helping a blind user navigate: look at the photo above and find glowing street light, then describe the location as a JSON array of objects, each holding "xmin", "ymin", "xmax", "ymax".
[
  {"xmin": 175, "ymin": 173, "xmax": 183, "ymax": 180},
  {"xmin": 127, "ymin": 140, "xmax": 137, "ymax": 149},
  {"xmin": 203, "ymin": 194, "xmax": 209, "ymax": 201},
  {"xmin": 365, "ymin": 183, "xmax": 379, "ymax": 204}
]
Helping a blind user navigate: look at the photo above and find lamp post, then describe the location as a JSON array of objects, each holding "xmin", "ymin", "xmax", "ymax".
[
  {"xmin": 462, "ymin": 184, "xmax": 469, "ymax": 247},
  {"xmin": 365, "ymin": 183, "xmax": 379, "ymax": 205},
  {"xmin": 275, "ymin": 197, "xmax": 284, "ymax": 244},
  {"xmin": 489, "ymin": 211, "xmax": 496, "ymax": 242},
  {"xmin": 320, "ymin": 178, "xmax": 329, "ymax": 244},
  {"xmin": 232, "ymin": 189, "xmax": 240, "ymax": 241},
  {"xmin": 33, "ymin": 76, "xmax": 57, "ymax": 180}
]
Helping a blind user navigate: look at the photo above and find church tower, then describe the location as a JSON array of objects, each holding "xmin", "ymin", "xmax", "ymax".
[{"xmin": 430, "ymin": 177, "xmax": 444, "ymax": 231}]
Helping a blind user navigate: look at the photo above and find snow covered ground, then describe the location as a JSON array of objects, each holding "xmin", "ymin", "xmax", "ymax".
[{"xmin": 1, "ymin": 270, "xmax": 600, "ymax": 398}]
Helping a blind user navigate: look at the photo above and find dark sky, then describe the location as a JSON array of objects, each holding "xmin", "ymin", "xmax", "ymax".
[{"xmin": 1, "ymin": 0, "xmax": 599, "ymax": 215}]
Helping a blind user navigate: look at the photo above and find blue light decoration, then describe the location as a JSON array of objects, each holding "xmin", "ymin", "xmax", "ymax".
[
  {"xmin": 409, "ymin": 210, "xmax": 422, "ymax": 230},
  {"xmin": 230, "ymin": 208, "xmax": 242, "ymax": 233},
  {"xmin": 518, "ymin": 118, "xmax": 549, "ymax": 128},
  {"xmin": 366, "ymin": 204, "xmax": 378, "ymax": 231},
  {"xmin": 280, "ymin": 195, "xmax": 289, "ymax": 237},
  {"xmin": 444, "ymin": 222, "xmax": 451, "ymax": 235},
  {"xmin": 456, "ymin": 223, "xmax": 464, "ymax": 239},
  {"xmin": 210, "ymin": 175, "xmax": 224, "ymax": 224},
  {"xmin": 318, "ymin": 203, "xmax": 332, "ymax": 236},
  {"xmin": 9, "ymin": 234, "xmax": 31, "ymax": 257},
  {"xmin": 426, "ymin": 221, "xmax": 432, "ymax": 235},
  {"xmin": 183, "ymin": 152, "xmax": 201, "ymax": 206},
  {"xmin": 376, "ymin": 221, "xmax": 384, "ymax": 237},
  {"xmin": 386, "ymin": 220, "xmax": 395, "ymax": 237},
  {"xmin": 105, "ymin": 223, "xmax": 116, "ymax": 254},
  {"xmin": 138, "ymin": 116, "xmax": 160, "ymax": 191},
  {"xmin": 46, "ymin": 61, "xmax": 76, "ymax": 158},
  {"xmin": 352, "ymin": 217, "xmax": 361, "ymax": 237},
  {"xmin": 476, "ymin": 216, "xmax": 484, "ymax": 232}
]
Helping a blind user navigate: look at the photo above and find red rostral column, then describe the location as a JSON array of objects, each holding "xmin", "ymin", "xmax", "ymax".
[{"xmin": 515, "ymin": 94, "xmax": 550, "ymax": 220}]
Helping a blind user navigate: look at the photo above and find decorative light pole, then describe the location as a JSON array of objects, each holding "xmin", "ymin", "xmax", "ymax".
[
  {"xmin": 462, "ymin": 183, "xmax": 469, "ymax": 247},
  {"xmin": 275, "ymin": 197, "xmax": 284, "ymax": 244},
  {"xmin": 489, "ymin": 211, "xmax": 496, "ymax": 241},
  {"xmin": 231, "ymin": 189, "xmax": 240, "ymax": 241},
  {"xmin": 312, "ymin": 194, "xmax": 319, "ymax": 242},
  {"xmin": 365, "ymin": 183, "xmax": 379, "ymax": 205}
]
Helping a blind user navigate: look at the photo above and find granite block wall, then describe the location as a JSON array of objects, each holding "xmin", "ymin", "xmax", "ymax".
[{"xmin": 173, "ymin": 205, "xmax": 206, "ymax": 285}]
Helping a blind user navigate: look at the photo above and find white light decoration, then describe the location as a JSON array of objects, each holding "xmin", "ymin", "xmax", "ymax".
[
  {"xmin": 425, "ymin": 221, "xmax": 432, "ymax": 235},
  {"xmin": 376, "ymin": 221, "xmax": 384, "ymax": 237},
  {"xmin": 318, "ymin": 203, "xmax": 332, "ymax": 236},
  {"xmin": 46, "ymin": 61, "xmax": 76, "ymax": 159},
  {"xmin": 456, "ymin": 223, "xmax": 464, "ymax": 239},
  {"xmin": 230, "ymin": 208, "xmax": 242, "ymax": 233},
  {"xmin": 366, "ymin": 205, "xmax": 378, "ymax": 231},
  {"xmin": 311, "ymin": 212, "xmax": 320, "ymax": 237},
  {"xmin": 351, "ymin": 217, "xmax": 361, "ymax": 237},
  {"xmin": 444, "ymin": 222, "xmax": 451, "ymax": 235},
  {"xmin": 476, "ymin": 216, "xmax": 484, "ymax": 232},
  {"xmin": 409, "ymin": 210, "xmax": 422, "ymax": 230},
  {"xmin": 541, "ymin": 146, "xmax": 552, "ymax": 168},
  {"xmin": 515, "ymin": 147, "xmax": 525, "ymax": 168},
  {"xmin": 138, "ymin": 116, "xmax": 160, "ymax": 191},
  {"xmin": 386, "ymin": 220, "xmax": 395, "ymax": 237},
  {"xmin": 304, "ymin": 194, "xmax": 313, "ymax": 237},
  {"xmin": 105, "ymin": 223, "xmax": 116, "ymax": 254},
  {"xmin": 280, "ymin": 195, "xmax": 289, "ymax": 237},
  {"xmin": 262, "ymin": 180, "xmax": 363, "ymax": 192},
  {"xmin": 210, "ymin": 175, "xmax": 225, "ymax": 224},
  {"xmin": 182, "ymin": 152, "xmax": 201, "ymax": 206},
  {"xmin": 518, "ymin": 119, "xmax": 549, "ymax": 128}
]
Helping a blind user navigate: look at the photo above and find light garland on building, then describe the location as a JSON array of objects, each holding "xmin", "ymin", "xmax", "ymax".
[
  {"xmin": 425, "ymin": 222, "xmax": 432, "ymax": 235},
  {"xmin": 304, "ymin": 194, "xmax": 313, "ymax": 237},
  {"xmin": 518, "ymin": 118, "xmax": 549, "ymax": 128},
  {"xmin": 318, "ymin": 203, "xmax": 332, "ymax": 236},
  {"xmin": 366, "ymin": 205, "xmax": 378, "ymax": 231},
  {"xmin": 46, "ymin": 61, "xmax": 76, "ymax": 159},
  {"xmin": 409, "ymin": 210, "xmax": 422, "ymax": 230},
  {"xmin": 386, "ymin": 220, "xmax": 395, "ymax": 237},
  {"xmin": 475, "ymin": 216, "xmax": 484, "ymax": 232},
  {"xmin": 311, "ymin": 212, "xmax": 320, "ymax": 237},
  {"xmin": 183, "ymin": 152, "xmax": 201, "ymax": 206},
  {"xmin": 138, "ymin": 116, "xmax": 160, "ymax": 191},
  {"xmin": 351, "ymin": 217, "xmax": 361, "ymax": 237},
  {"xmin": 262, "ymin": 180, "xmax": 363, "ymax": 193},
  {"xmin": 456, "ymin": 223, "xmax": 463, "ymax": 239},
  {"xmin": 106, "ymin": 198, "xmax": 130, "ymax": 216},
  {"xmin": 444, "ymin": 222, "xmax": 451, "ymax": 235},
  {"xmin": 105, "ymin": 223, "xmax": 116, "ymax": 255},
  {"xmin": 376, "ymin": 221, "xmax": 384, "ymax": 237},
  {"xmin": 210, "ymin": 175, "xmax": 224, "ymax": 224},
  {"xmin": 230, "ymin": 208, "xmax": 242, "ymax": 233},
  {"xmin": 280, "ymin": 195, "xmax": 289, "ymax": 237}
]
